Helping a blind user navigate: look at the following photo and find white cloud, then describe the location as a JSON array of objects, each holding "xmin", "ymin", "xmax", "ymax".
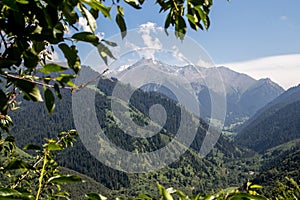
[
  {"xmin": 123, "ymin": 40, "xmax": 154, "ymax": 59},
  {"xmin": 172, "ymin": 45, "xmax": 185, "ymax": 62},
  {"xmin": 96, "ymin": 32, "xmax": 105, "ymax": 40},
  {"xmin": 118, "ymin": 22, "xmax": 165, "ymax": 60},
  {"xmin": 124, "ymin": 40, "xmax": 139, "ymax": 50},
  {"xmin": 219, "ymin": 54, "xmax": 300, "ymax": 89},
  {"xmin": 197, "ymin": 59, "xmax": 214, "ymax": 68},
  {"xmin": 52, "ymin": 51, "xmax": 60, "ymax": 62},
  {"xmin": 139, "ymin": 22, "xmax": 163, "ymax": 32},
  {"xmin": 78, "ymin": 17, "xmax": 92, "ymax": 32},
  {"xmin": 138, "ymin": 22, "xmax": 163, "ymax": 49}
]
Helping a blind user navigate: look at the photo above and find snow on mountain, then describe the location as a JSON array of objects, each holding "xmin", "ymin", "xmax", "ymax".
[{"xmin": 108, "ymin": 58, "xmax": 285, "ymax": 127}]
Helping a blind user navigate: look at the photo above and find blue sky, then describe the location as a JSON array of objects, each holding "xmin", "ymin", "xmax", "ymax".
[
  {"xmin": 74, "ymin": 0, "xmax": 300, "ymax": 89},
  {"xmin": 93, "ymin": 0, "xmax": 300, "ymax": 63}
]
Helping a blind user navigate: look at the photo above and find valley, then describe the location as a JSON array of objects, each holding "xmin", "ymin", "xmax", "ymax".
[{"xmin": 4, "ymin": 62, "xmax": 300, "ymax": 199}]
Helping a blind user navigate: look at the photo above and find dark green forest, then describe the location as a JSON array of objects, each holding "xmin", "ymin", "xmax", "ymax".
[{"xmin": 6, "ymin": 67, "xmax": 300, "ymax": 199}]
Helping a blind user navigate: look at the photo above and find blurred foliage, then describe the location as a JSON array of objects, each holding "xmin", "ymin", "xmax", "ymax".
[
  {"xmin": 85, "ymin": 179, "xmax": 299, "ymax": 200},
  {"xmin": 0, "ymin": 130, "xmax": 81, "ymax": 199}
]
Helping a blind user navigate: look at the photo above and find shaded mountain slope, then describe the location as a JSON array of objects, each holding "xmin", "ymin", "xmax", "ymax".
[
  {"xmin": 236, "ymin": 85, "xmax": 300, "ymax": 152},
  {"xmin": 253, "ymin": 140, "xmax": 300, "ymax": 197},
  {"xmin": 9, "ymin": 66, "xmax": 253, "ymax": 197}
]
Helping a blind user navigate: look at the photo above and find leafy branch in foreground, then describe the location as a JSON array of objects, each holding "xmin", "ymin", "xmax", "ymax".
[
  {"xmin": 0, "ymin": 130, "xmax": 81, "ymax": 200},
  {"xmin": 0, "ymin": 0, "xmax": 215, "ymax": 123}
]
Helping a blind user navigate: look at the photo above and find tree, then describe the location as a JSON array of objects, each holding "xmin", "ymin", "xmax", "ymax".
[
  {"xmin": 0, "ymin": 0, "xmax": 214, "ymax": 128},
  {"xmin": 0, "ymin": 0, "xmax": 215, "ymax": 198}
]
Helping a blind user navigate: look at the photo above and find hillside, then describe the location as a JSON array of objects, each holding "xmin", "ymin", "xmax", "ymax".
[
  {"xmin": 8, "ymin": 66, "xmax": 257, "ymax": 197},
  {"xmin": 238, "ymin": 84, "xmax": 300, "ymax": 131},
  {"xmin": 253, "ymin": 139, "xmax": 300, "ymax": 198},
  {"xmin": 60, "ymin": 167, "xmax": 112, "ymax": 199},
  {"xmin": 235, "ymin": 85, "xmax": 300, "ymax": 152},
  {"xmin": 5, "ymin": 65, "xmax": 297, "ymax": 198}
]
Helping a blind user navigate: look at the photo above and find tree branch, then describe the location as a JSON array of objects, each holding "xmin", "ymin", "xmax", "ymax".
[
  {"xmin": 5, "ymin": 74, "xmax": 74, "ymax": 90},
  {"xmin": 12, "ymin": 130, "xmax": 76, "ymax": 189},
  {"xmin": 4, "ymin": 67, "xmax": 110, "ymax": 92}
]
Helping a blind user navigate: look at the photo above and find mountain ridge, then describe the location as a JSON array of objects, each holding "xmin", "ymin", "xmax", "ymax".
[
  {"xmin": 111, "ymin": 58, "xmax": 284, "ymax": 126},
  {"xmin": 4, "ymin": 65, "xmax": 299, "ymax": 199},
  {"xmin": 235, "ymin": 84, "xmax": 300, "ymax": 152}
]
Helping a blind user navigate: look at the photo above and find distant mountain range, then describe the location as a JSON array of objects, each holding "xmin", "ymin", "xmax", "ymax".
[
  {"xmin": 236, "ymin": 84, "xmax": 300, "ymax": 152},
  {"xmin": 110, "ymin": 58, "xmax": 284, "ymax": 127},
  {"xmin": 10, "ymin": 66, "xmax": 254, "ymax": 197},
  {"xmin": 7, "ymin": 65, "xmax": 300, "ymax": 199}
]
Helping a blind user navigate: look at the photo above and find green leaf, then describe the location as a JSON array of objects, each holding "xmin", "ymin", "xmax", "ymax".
[
  {"xmin": 82, "ymin": 0, "xmax": 111, "ymax": 18},
  {"xmin": 102, "ymin": 39, "xmax": 117, "ymax": 47},
  {"xmin": 44, "ymin": 88, "xmax": 55, "ymax": 114},
  {"xmin": 58, "ymin": 43, "xmax": 81, "ymax": 74},
  {"xmin": 23, "ymin": 50, "xmax": 39, "ymax": 69},
  {"xmin": 56, "ymin": 74, "xmax": 76, "ymax": 87},
  {"xmin": 164, "ymin": 13, "xmax": 171, "ymax": 35},
  {"xmin": 15, "ymin": 0, "xmax": 29, "ymax": 4},
  {"xmin": 0, "ymin": 115, "xmax": 13, "ymax": 132},
  {"xmin": 0, "ymin": 188, "xmax": 21, "ymax": 196},
  {"xmin": 117, "ymin": 5, "xmax": 124, "ymax": 16},
  {"xmin": 80, "ymin": 4, "xmax": 97, "ymax": 32},
  {"xmin": 72, "ymin": 32, "xmax": 99, "ymax": 45},
  {"xmin": 157, "ymin": 183, "xmax": 173, "ymax": 200},
  {"xmin": 23, "ymin": 144, "xmax": 41, "ymax": 151},
  {"xmin": 85, "ymin": 193, "xmax": 107, "ymax": 200},
  {"xmin": 47, "ymin": 143, "xmax": 62, "ymax": 151},
  {"xmin": 0, "ymin": 90, "xmax": 9, "ymax": 114},
  {"xmin": 32, "ymin": 41, "xmax": 46, "ymax": 55},
  {"xmin": 13, "ymin": 79, "xmax": 43, "ymax": 102},
  {"xmin": 138, "ymin": 194, "xmax": 153, "ymax": 200},
  {"xmin": 53, "ymin": 191, "xmax": 70, "ymax": 199},
  {"xmin": 53, "ymin": 22, "xmax": 64, "ymax": 38},
  {"xmin": 218, "ymin": 187, "xmax": 239, "ymax": 195},
  {"xmin": 186, "ymin": 13, "xmax": 198, "ymax": 30},
  {"xmin": 175, "ymin": 16, "xmax": 187, "ymax": 40},
  {"xmin": 4, "ymin": 136, "xmax": 15, "ymax": 142},
  {"xmin": 194, "ymin": 6, "xmax": 210, "ymax": 29},
  {"xmin": 175, "ymin": 190, "xmax": 187, "ymax": 200},
  {"xmin": 54, "ymin": 83, "xmax": 62, "ymax": 100},
  {"xmin": 250, "ymin": 184, "xmax": 263, "ymax": 189},
  {"xmin": 48, "ymin": 175, "xmax": 83, "ymax": 184},
  {"xmin": 39, "ymin": 63, "xmax": 67, "ymax": 74},
  {"xmin": 138, "ymin": 0, "xmax": 145, "ymax": 5},
  {"xmin": 124, "ymin": 0, "xmax": 142, "ymax": 9},
  {"xmin": 62, "ymin": 4, "xmax": 79, "ymax": 25},
  {"xmin": 228, "ymin": 193, "xmax": 268, "ymax": 200},
  {"xmin": 115, "ymin": 13, "xmax": 127, "ymax": 39},
  {"xmin": 0, "ymin": 189, "xmax": 33, "ymax": 200},
  {"xmin": 97, "ymin": 42, "xmax": 116, "ymax": 65},
  {"xmin": 3, "ymin": 159, "xmax": 32, "ymax": 171}
]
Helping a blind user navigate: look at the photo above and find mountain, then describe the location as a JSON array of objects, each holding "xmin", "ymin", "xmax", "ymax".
[
  {"xmin": 8, "ymin": 66, "xmax": 257, "ymax": 198},
  {"xmin": 241, "ymin": 84, "xmax": 300, "ymax": 126},
  {"xmin": 212, "ymin": 67, "xmax": 284, "ymax": 126},
  {"xmin": 4, "ymin": 65, "xmax": 299, "ymax": 198},
  {"xmin": 253, "ymin": 139, "xmax": 300, "ymax": 198},
  {"xmin": 111, "ymin": 58, "xmax": 284, "ymax": 127},
  {"xmin": 235, "ymin": 84, "xmax": 300, "ymax": 152}
]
